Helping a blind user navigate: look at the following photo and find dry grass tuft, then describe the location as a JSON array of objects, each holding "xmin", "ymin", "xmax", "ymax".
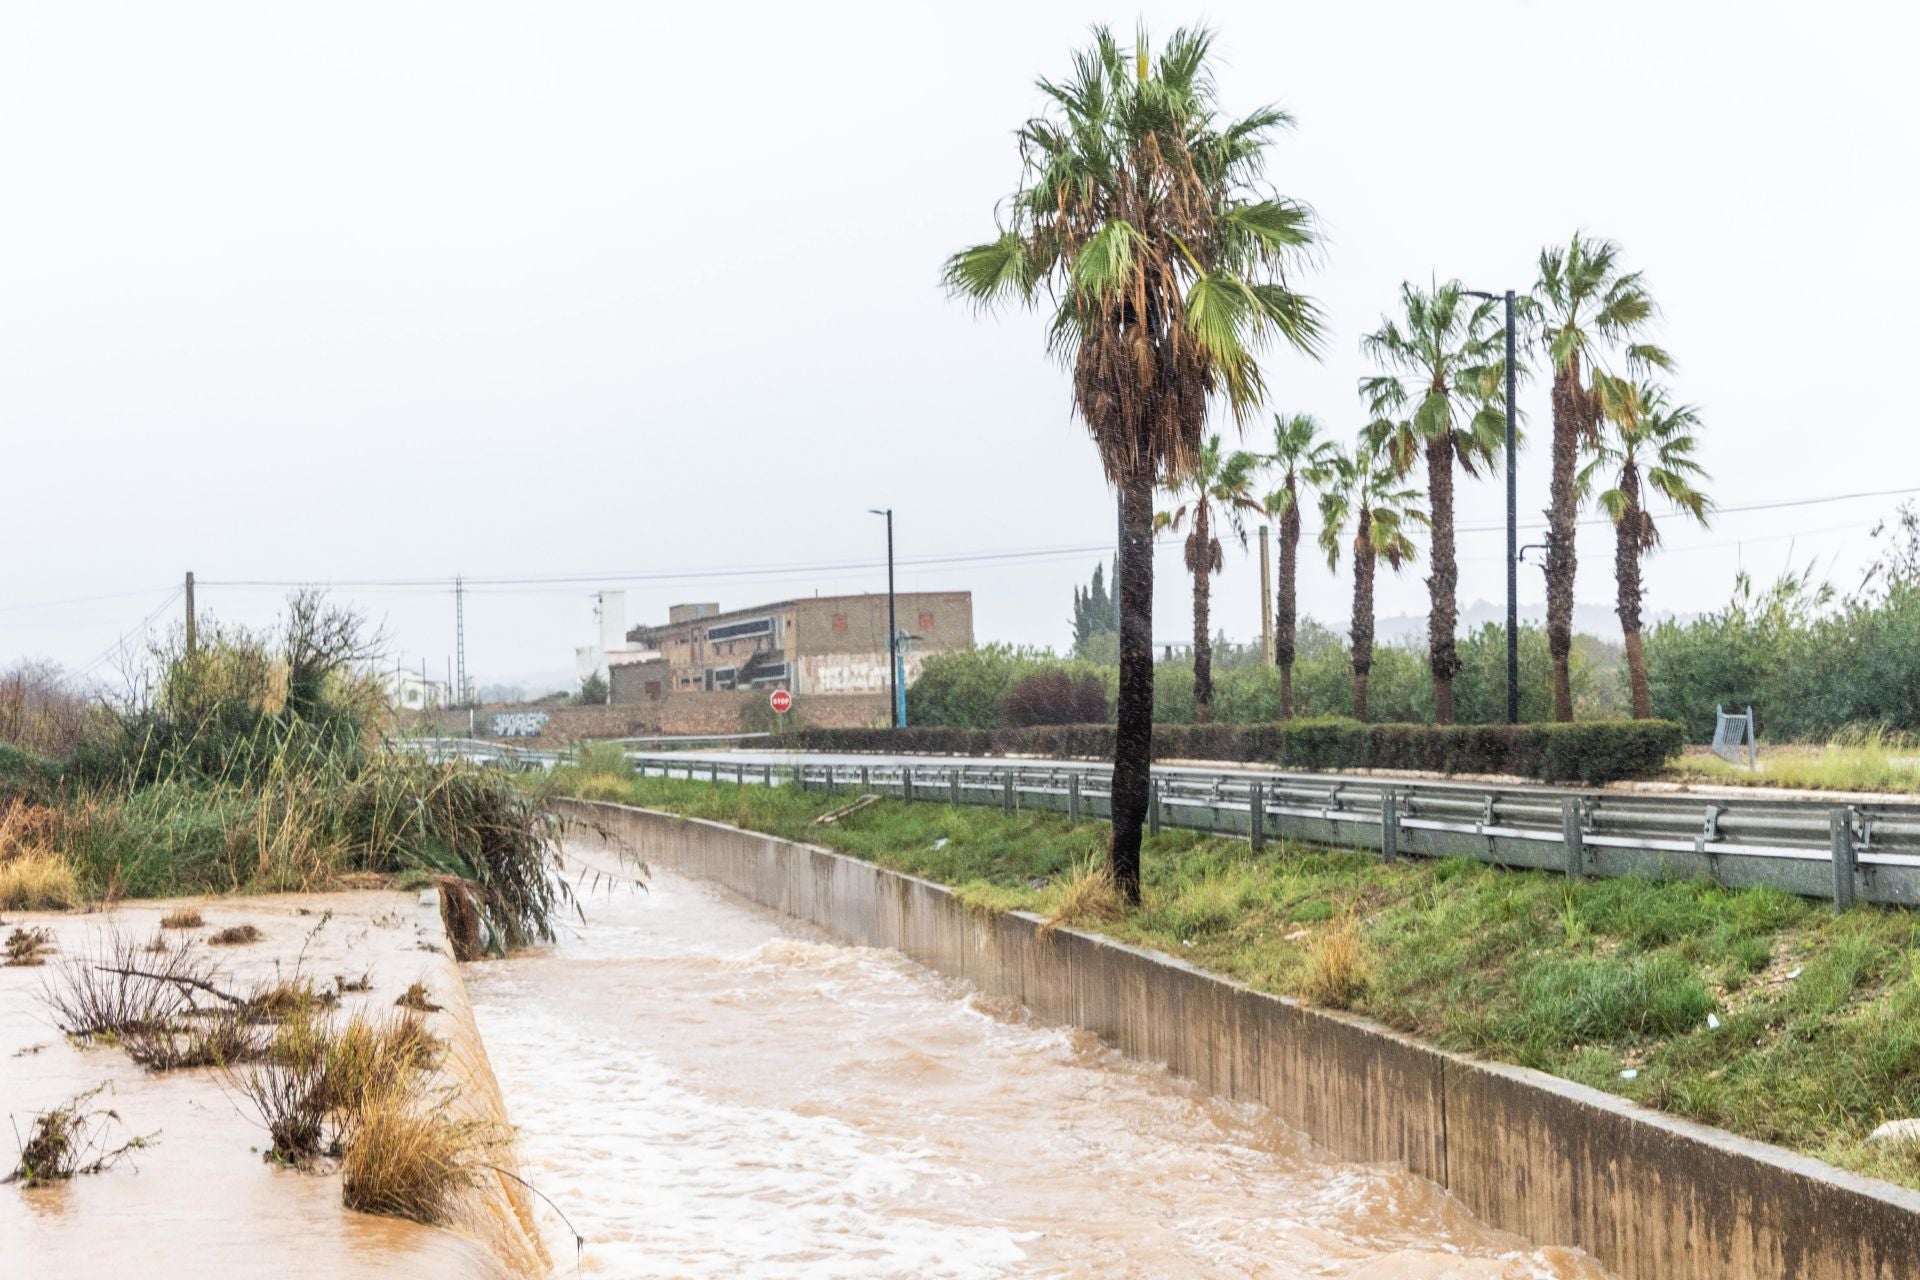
[
  {"xmin": 159, "ymin": 908, "xmax": 204, "ymax": 929},
  {"xmin": 341, "ymin": 1092, "xmax": 494, "ymax": 1225},
  {"xmin": 1302, "ymin": 914, "xmax": 1369, "ymax": 1010},
  {"xmin": 0, "ymin": 802, "xmax": 81, "ymax": 911},
  {"xmin": 394, "ymin": 981, "xmax": 442, "ymax": 1013},
  {"xmin": 208, "ymin": 923, "xmax": 262, "ymax": 946},
  {"xmin": 4, "ymin": 1082, "xmax": 155, "ymax": 1186},
  {"xmin": 5, "ymin": 926, "xmax": 53, "ymax": 967},
  {"xmin": 229, "ymin": 1006, "xmax": 446, "ymax": 1165},
  {"xmin": 1039, "ymin": 859, "xmax": 1127, "ymax": 938}
]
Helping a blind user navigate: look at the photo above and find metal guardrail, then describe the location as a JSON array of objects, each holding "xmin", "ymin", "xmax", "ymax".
[{"xmin": 617, "ymin": 753, "xmax": 1920, "ymax": 910}]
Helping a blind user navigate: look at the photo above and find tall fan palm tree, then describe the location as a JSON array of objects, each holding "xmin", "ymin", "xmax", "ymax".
[
  {"xmin": 943, "ymin": 26, "xmax": 1322, "ymax": 902},
  {"xmin": 1532, "ymin": 234, "xmax": 1672, "ymax": 721},
  {"xmin": 1156, "ymin": 436, "xmax": 1264, "ymax": 723},
  {"xmin": 1580, "ymin": 382, "xmax": 1710, "ymax": 718},
  {"xmin": 1319, "ymin": 422, "xmax": 1424, "ymax": 722},
  {"xmin": 1261, "ymin": 412, "xmax": 1338, "ymax": 718},
  {"xmin": 1360, "ymin": 281, "xmax": 1506, "ymax": 725}
]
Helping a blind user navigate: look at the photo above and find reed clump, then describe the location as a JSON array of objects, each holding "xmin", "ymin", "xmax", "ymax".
[{"xmin": 3, "ymin": 592, "xmax": 571, "ymax": 953}]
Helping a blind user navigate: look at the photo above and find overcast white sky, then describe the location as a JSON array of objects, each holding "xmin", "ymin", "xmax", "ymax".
[{"xmin": 5, "ymin": 1, "xmax": 1916, "ymax": 689}]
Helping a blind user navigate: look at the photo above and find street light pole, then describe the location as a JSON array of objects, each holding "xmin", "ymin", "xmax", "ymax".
[
  {"xmin": 869, "ymin": 508, "xmax": 899, "ymax": 728},
  {"xmin": 1465, "ymin": 287, "xmax": 1521, "ymax": 724}
]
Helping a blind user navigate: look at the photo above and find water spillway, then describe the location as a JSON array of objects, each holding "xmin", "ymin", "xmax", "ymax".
[{"xmin": 466, "ymin": 855, "xmax": 1609, "ymax": 1278}]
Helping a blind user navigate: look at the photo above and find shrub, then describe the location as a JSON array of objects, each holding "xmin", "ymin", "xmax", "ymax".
[
  {"xmin": 784, "ymin": 718, "xmax": 1684, "ymax": 783},
  {"xmin": 1000, "ymin": 670, "xmax": 1108, "ymax": 728}
]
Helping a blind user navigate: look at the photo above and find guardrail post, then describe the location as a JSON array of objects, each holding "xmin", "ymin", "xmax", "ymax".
[
  {"xmin": 1832, "ymin": 807, "xmax": 1858, "ymax": 910},
  {"xmin": 762, "ymin": 764, "xmax": 772, "ymax": 788},
  {"xmin": 949, "ymin": 772, "xmax": 961, "ymax": 807},
  {"xmin": 860, "ymin": 765, "xmax": 871, "ymax": 792},
  {"xmin": 1149, "ymin": 778, "xmax": 1162, "ymax": 836},
  {"xmin": 902, "ymin": 769, "xmax": 914, "ymax": 805},
  {"xmin": 1249, "ymin": 783, "xmax": 1265, "ymax": 851},
  {"xmin": 1067, "ymin": 773, "xmax": 1081, "ymax": 825},
  {"xmin": 1002, "ymin": 774, "xmax": 1015, "ymax": 815},
  {"xmin": 1381, "ymin": 790, "xmax": 1398, "ymax": 861},
  {"xmin": 1561, "ymin": 797, "xmax": 1585, "ymax": 879}
]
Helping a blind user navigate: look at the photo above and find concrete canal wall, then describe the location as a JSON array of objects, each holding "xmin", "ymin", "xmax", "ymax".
[{"xmin": 561, "ymin": 797, "xmax": 1920, "ymax": 1280}]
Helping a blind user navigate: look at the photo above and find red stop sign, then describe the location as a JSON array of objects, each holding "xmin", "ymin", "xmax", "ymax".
[{"xmin": 769, "ymin": 689, "xmax": 793, "ymax": 714}]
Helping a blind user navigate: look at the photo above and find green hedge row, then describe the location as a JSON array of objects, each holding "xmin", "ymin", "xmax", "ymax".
[{"xmin": 783, "ymin": 717, "xmax": 1684, "ymax": 784}]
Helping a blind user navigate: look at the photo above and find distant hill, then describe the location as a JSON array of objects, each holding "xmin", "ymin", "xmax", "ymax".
[{"xmin": 1372, "ymin": 599, "xmax": 1694, "ymax": 646}]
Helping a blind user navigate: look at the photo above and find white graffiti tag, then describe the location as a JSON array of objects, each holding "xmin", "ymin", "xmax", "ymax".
[{"xmin": 492, "ymin": 711, "xmax": 550, "ymax": 738}]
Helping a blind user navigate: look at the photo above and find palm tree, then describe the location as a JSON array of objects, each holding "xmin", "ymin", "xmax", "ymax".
[
  {"xmin": 943, "ymin": 26, "xmax": 1322, "ymax": 902},
  {"xmin": 1261, "ymin": 412, "xmax": 1337, "ymax": 718},
  {"xmin": 1532, "ymin": 234, "xmax": 1672, "ymax": 721},
  {"xmin": 1156, "ymin": 436, "xmax": 1263, "ymax": 723},
  {"xmin": 1580, "ymin": 381, "xmax": 1710, "ymax": 718},
  {"xmin": 1360, "ymin": 281, "xmax": 1505, "ymax": 724},
  {"xmin": 1319, "ymin": 422, "xmax": 1423, "ymax": 722}
]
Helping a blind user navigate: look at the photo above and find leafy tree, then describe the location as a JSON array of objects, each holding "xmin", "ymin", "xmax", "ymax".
[
  {"xmin": 1261, "ymin": 412, "xmax": 1338, "ymax": 719},
  {"xmin": 1318, "ymin": 423, "xmax": 1424, "ymax": 721},
  {"xmin": 1155, "ymin": 436, "xmax": 1263, "ymax": 723},
  {"xmin": 944, "ymin": 25, "xmax": 1322, "ymax": 901},
  {"xmin": 1532, "ymin": 234, "xmax": 1672, "ymax": 720},
  {"xmin": 1361, "ymin": 281, "xmax": 1506, "ymax": 724},
  {"xmin": 1070, "ymin": 560, "xmax": 1120, "ymax": 659},
  {"xmin": 573, "ymin": 671, "xmax": 609, "ymax": 707},
  {"xmin": 1580, "ymin": 381, "xmax": 1710, "ymax": 717}
]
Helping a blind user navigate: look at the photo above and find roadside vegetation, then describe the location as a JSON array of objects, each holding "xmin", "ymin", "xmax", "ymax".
[
  {"xmin": 555, "ymin": 767, "xmax": 1920, "ymax": 1191},
  {"xmin": 0, "ymin": 593, "xmax": 568, "ymax": 952}
]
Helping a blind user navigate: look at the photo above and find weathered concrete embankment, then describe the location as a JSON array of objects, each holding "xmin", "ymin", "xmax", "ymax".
[{"xmin": 561, "ymin": 797, "xmax": 1920, "ymax": 1280}]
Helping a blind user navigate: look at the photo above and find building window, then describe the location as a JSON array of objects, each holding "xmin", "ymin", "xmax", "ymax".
[
  {"xmin": 832, "ymin": 613, "xmax": 848, "ymax": 632},
  {"xmin": 919, "ymin": 611, "xmax": 935, "ymax": 631}
]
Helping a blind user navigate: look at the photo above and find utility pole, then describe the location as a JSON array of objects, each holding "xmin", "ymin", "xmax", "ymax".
[
  {"xmin": 868, "ymin": 508, "xmax": 899, "ymax": 728},
  {"xmin": 1258, "ymin": 526, "xmax": 1274, "ymax": 665},
  {"xmin": 1464, "ymin": 287, "xmax": 1522, "ymax": 723},
  {"xmin": 454, "ymin": 574, "xmax": 468, "ymax": 707},
  {"xmin": 1504, "ymin": 289, "xmax": 1518, "ymax": 724},
  {"xmin": 183, "ymin": 571, "xmax": 197, "ymax": 657}
]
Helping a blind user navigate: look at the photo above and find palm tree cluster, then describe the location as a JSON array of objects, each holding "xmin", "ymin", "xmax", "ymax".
[{"xmin": 947, "ymin": 26, "xmax": 1711, "ymax": 895}]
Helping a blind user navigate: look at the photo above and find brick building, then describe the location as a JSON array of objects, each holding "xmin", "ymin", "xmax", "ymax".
[{"xmin": 609, "ymin": 592, "xmax": 972, "ymax": 707}]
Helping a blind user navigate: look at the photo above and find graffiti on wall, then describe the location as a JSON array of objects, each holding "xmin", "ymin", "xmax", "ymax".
[
  {"xmin": 798, "ymin": 652, "xmax": 927, "ymax": 695},
  {"xmin": 492, "ymin": 711, "xmax": 550, "ymax": 738}
]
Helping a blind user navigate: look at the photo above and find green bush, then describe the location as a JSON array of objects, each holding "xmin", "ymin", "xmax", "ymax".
[
  {"xmin": 785, "ymin": 718, "xmax": 1683, "ymax": 783},
  {"xmin": 0, "ymin": 742, "xmax": 61, "ymax": 805}
]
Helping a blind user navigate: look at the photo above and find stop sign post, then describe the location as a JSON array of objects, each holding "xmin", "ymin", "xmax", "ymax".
[{"xmin": 769, "ymin": 689, "xmax": 793, "ymax": 715}]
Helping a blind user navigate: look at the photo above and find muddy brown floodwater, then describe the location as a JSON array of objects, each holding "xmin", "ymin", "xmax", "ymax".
[{"xmin": 467, "ymin": 853, "xmax": 1616, "ymax": 1279}]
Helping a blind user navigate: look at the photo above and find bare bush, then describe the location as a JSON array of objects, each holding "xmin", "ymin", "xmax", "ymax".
[
  {"xmin": 0, "ymin": 659, "xmax": 93, "ymax": 759},
  {"xmin": 5, "ymin": 1083, "xmax": 155, "ymax": 1186},
  {"xmin": 42, "ymin": 932, "xmax": 212, "ymax": 1039}
]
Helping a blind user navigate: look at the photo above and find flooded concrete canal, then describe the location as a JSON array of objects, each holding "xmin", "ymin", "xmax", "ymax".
[{"xmin": 467, "ymin": 853, "xmax": 1613, "ymax": 1279}]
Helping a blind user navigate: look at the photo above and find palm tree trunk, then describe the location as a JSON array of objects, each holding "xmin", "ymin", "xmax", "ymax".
[
  {"xmin": 1546, "ymin": 358, "xmax": 1584, "ymax": 722},
  {"xmin": 1615, "ymin": 460, "xmax": 1652, "ymax": 719},
  {"xmin": 1192, "ymin": 505, "xmax": 1213, "ymax": 724},
  {"xmin": 1351, "ymin": 514, "xmax": 1375, "ymax": 723},
  {"xmin": 1426, "ymin": 432, "xmax": 1461, "ymax": 725},
  {"xmin": 1277, "ymin": 475, "xmax": 1299, "ymax": 719},
  {"xmin": 1109, "ymin": 468, "xmax": 1155, "ymax": 905}
]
